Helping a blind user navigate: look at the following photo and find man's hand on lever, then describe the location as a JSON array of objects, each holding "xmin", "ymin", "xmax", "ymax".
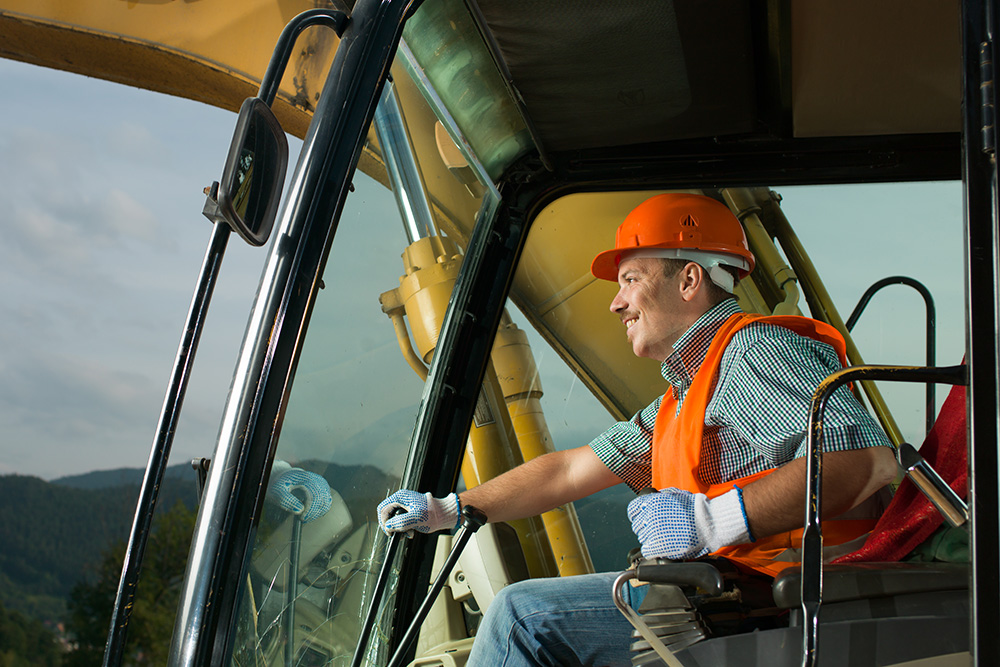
[
  {"xmin": 627, "ymin": 447, "xmax": 897, "ymax": 561},
  {"xmin": 377, "ymin": 490, "xmax": 460, "ymax": 536},
  {"xmin": 377, "ymin": 447, "xmax": 622, "ymax": 538}
]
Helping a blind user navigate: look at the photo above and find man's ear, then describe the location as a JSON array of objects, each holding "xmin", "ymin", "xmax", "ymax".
[{"xmin": 677, "ymin": 262, "xmax": 706, "ymax": 302}]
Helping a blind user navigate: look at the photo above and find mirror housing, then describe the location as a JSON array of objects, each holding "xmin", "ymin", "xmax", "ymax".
[{"xmin": 208, "ymin": 97, "xmax": 289, "ymax": 246}]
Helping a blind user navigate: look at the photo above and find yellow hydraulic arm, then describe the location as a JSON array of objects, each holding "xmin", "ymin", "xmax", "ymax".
[{"xmin": 381, "ymin": 235, "xmax": 595, "ymax": 578}]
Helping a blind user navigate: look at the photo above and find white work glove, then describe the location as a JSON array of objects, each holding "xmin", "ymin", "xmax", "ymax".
[
  {"xmin": 377, "ymin": 490, "xmax": 460, "ymax": 537},
  {"xmin": 627, "ymin": 487, "xmax": 752, "ymax": 560},
  {"xmin": 267, "ymin": 464, "xmax": 333, "ymax": 524}
]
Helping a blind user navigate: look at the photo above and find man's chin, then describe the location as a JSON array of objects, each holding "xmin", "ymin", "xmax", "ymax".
[{"xmin": 632, "ymin": 342, "xmax": 669, "ymax": 361}]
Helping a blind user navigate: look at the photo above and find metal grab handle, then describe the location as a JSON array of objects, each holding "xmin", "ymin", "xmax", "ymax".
[
  {"xmin": 897, "ymin": 442, "xmax": 969, "ymax": 528},
  {"xmin": 800, "ymin": 364, "xmax": 967, "ymax": 667},
  {"xmin": 257, "ymin": 8, "xmax": 349, "ymax": 106},
  {"xmin": 846, "ymin": 276, "xmax": 937, "ymax": 436},
  {"xmin": 612, "ymin": 571, "xmax": 687, "ymax": 667}
]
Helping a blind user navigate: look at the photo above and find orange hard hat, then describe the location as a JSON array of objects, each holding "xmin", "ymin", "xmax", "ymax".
[{"xmin": 591, "ymin": 193, "xmax": 756, "ymax": 286}]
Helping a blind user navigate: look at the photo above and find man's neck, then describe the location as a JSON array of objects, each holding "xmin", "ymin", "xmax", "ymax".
[{"xmin": 661, "ymin": 299, "xmax": 742, "ymax": 387}]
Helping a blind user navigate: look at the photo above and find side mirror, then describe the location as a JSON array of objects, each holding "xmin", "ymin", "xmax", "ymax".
[{"xmin": 208, "ymin": 97, "xmax": 289, "ymax": 246}]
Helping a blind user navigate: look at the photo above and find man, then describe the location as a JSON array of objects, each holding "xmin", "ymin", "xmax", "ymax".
[{"xmin": 378, "ymin": 193, "xmax": 896, "ymax": 666}]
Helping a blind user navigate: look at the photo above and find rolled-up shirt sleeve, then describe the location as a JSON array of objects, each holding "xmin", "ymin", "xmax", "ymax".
[{"xmin": 588, "ymin": 397, "xmax": 661, "ymax": 492}]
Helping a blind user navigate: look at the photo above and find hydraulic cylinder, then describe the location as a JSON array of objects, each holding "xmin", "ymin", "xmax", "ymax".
[{"xmin": 383, "ymin": 235, "xmax": 588, "ymax": 578}]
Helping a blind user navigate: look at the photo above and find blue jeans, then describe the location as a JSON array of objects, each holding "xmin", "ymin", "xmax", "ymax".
[{"xmin": 466, "ymin": 571, "xmax": 645, "ymax": 667}]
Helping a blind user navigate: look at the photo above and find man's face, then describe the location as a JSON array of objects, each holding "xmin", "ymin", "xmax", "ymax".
[{"xmin": 609, "ymin": 257, "xmax": 687, "ymax": 361}]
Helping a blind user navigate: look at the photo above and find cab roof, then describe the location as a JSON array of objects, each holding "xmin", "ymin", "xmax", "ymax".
[{"xmin": 468, "ymin": 0, "xmax": 961, "ymax": 184}]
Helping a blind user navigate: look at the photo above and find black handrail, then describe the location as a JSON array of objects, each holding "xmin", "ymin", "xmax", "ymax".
[
  {"xmin": 102, "ymin": 219, "xmax": 231, "ymax": 667},
  {"xmin": 800, "ymin": 363, "xmax": 967, "ymax": 667},
  {"xmin": 101, "ymin": 10, "xmax": 347, "ymax": 667},
  {"xmin": 846, "ymin": 276, "xmax": 937, "ymax": 435}
]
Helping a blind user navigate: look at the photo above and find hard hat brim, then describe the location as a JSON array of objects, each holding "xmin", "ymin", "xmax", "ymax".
[{"xmin": 590, "ymin": 248, "xmax": 622, "ymax": 281}]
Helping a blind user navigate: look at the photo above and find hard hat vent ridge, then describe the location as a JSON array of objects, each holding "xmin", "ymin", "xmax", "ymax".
[{"xmin": 680, "ymin": 214, "xmax": 698, "ymax": 227}]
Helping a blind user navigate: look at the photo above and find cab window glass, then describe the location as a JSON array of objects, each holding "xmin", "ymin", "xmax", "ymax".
[
  {"xmin": 231, "ymin": 171, "xmax": 426, "ymax": 667},
  {"xmin": 230, "ymin": 30, "xmax": 489, "ymax": 658},
  {"xmin": 778, "ymin": 181, "xmax": 964, "ymax": 443}
]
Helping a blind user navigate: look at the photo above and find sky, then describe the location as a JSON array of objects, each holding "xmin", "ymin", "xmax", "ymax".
[
  {"xmin": 0, "ymin": 58, "xmax": 967, "ymax": 480},
  {"xmin": 0, "ymin": 59, "xmax": 267, "ymax": 479}
]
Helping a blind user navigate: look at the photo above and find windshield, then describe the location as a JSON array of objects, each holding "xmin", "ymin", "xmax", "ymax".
[
  {"xmin": 228, "ymin": 18, "xmax": 495, "ymax": 655},
  {"xmin": 231, "ymin": 168, "xmax": 427, "ymax": 667}
]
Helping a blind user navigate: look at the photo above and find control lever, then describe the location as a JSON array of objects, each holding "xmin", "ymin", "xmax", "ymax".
[
  {"xmin": 385, "ymin": 505, "xmax": 488, "ymax": 667},
  {"xmin": 282, "ymin": 487, "xmax": 314, "ymax": 667}
]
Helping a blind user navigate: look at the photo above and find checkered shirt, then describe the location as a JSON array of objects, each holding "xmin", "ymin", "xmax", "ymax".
[{"xmin": 590, "ymin": 299, "xmax": 891, "ymax": 492}]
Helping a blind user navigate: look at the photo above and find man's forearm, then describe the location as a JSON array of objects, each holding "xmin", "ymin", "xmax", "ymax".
[
  {"xmin": 741, "ymin": 445, "xmax": 897, "ymax": 540},
  {"xmin": 458, "ymin": 446, "xmax": 622, "ymax": 524}
]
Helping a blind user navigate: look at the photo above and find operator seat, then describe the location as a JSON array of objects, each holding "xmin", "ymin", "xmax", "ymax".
[{"xmin": 623, "ymin": 377, "xmax": 970, "ymax": 666}]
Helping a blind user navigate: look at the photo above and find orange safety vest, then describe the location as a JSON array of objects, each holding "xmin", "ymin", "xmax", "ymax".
[{"xmin": 651, "ymin": 313, "xmax": 878, "ymax": 577}]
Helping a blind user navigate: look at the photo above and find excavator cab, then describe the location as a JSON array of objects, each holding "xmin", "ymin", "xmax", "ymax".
[
  {"xmin": 4, "ymin": 0, "xmax": 993, "ymax": 665},
  {"xmin": 160, "ymin": 1, "xmax": 990, "ymax": 665}
]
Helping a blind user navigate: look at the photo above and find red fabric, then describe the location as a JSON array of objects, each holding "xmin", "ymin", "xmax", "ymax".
[{"xmin": 832, "ymin": 378, "xmax": 968, "ymax": 564}]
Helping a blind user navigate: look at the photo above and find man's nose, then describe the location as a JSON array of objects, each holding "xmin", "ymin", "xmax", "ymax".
[{"xmin": 610, "ymin": 288, "xmax": 626, "ymax": 313}]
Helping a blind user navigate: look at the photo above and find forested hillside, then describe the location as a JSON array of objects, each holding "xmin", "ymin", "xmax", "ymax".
[
  {"xmin": 0, "ymin": 465, "xmax": 199, "ymax": 623},
  {"xmin": 0, "ymin": 598, "xmax": 61, "ymax": 667},
  {"xmin": 0, "ymin": 458, "xmax": 631, "ymax": 664},
  {"xmin": 0, "ymin": 460, "xmax": 394, "ymax": 627}
]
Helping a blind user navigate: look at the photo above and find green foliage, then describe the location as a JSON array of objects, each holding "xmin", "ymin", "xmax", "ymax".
[
  {"xmin": 0, "ymin": 471, "xmax": 198, "ymax": 625},
  {"xmin": 0, "ymin": 462, "xmax": 390, "ymax": 665},
  {"xmin": 0, "ymin": 599, "xmax": 61, "ymax": 667},
  {"xmin": 63, "ymin": 501, "xmax": 196, "ymax": 666},
  {"xmin": 0, "ymin": 572, "xmax": 65, "ymax": 629}
]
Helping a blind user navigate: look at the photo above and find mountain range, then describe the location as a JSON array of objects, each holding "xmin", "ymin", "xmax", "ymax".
[
  {"xmin": 0, "ymin": 458, "xmax": 635, "ymax": 630},
  {"xmin": 0, "ymin": 464, "xmax": 200, "ymax": 624}
]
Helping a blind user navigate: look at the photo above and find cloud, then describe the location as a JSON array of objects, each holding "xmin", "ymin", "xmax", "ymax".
[
  {"xmin": 7, "ymin": 206, "xmax": 91, "ymax": 268},
  {"xmin": 105, "ymin": 120, "xmax": 164, "ymax": 162},
  {"xmin": 0, "ymin": 62, "xmax": 253, "ymax": 480},
  {"xmin": 0, "ymin": 350, "xmax": 160, "ymax": 431},
  {"xmin": 0, "ymin": 349, "xmax": 165, "ymax": 477},
  {"xmin": 100, "ymin": 188, "xmax": 160, "ymax": 243},
  {"xmin": 0, "ymin": 126, "xmax": 170, "ymax": 293}
]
